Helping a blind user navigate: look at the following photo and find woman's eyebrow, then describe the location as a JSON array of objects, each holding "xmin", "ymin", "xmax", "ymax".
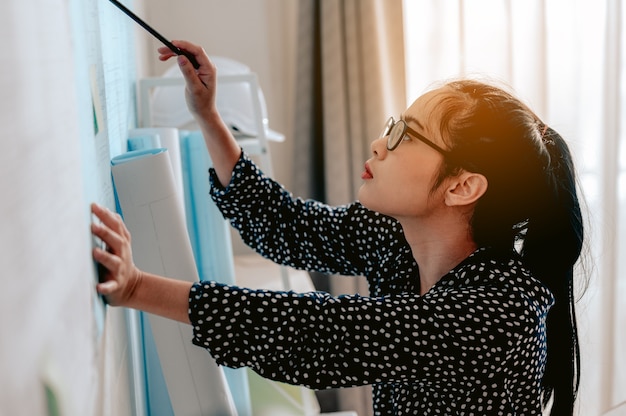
[{"xmin": 401, "ymin": 114, "xmax": 425, "ymax": 130}]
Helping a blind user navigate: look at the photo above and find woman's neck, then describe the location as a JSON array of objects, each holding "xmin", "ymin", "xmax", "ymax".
[{"xmin": 400, "ymin": 216, "xmax": 477, "ymax": 295}]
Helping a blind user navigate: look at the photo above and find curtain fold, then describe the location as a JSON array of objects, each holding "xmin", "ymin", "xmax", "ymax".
[{"xmin": 597, "ymin": 0, "xmax": 625, "ymax": 412}]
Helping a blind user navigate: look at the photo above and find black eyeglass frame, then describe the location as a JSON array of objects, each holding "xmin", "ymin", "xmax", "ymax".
[{"xmin": 382, "ymin": 116, "xmax": 451, "ymax": 157}]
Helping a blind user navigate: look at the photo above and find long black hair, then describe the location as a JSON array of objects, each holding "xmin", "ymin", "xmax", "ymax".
[{"xmin": 431, "ymin": 79, "xmax": 585, "ymax": 415}]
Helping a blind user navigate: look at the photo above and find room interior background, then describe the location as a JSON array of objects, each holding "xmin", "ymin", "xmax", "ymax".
[{"xmin": 1, "ymin": 0, "xmax": 623, "ymax": 415}]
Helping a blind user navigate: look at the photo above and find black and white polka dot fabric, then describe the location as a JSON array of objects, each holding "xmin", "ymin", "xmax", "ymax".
[{"xmin": 188, "ymin": 152, "xmax": 554, "ymax": 415}]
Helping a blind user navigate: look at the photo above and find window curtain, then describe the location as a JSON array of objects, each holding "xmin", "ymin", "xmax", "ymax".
[
  {"xmin": 401, "ymin": 1, "xmax": 625, "ymax": 415},
  {"xmin": 292, "ymin": 1, "xmax": 405, "ymax": 414}
]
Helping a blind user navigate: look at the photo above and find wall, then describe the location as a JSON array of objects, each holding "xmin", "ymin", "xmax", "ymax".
[{"xmin": 0, "ymin": 1, "xmax": 139, "ymax": 415}]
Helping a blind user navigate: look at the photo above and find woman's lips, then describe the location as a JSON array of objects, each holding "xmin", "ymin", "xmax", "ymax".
[{"xmin": 361, "ymin": 162, "xmax": 373, "ymax": 180}]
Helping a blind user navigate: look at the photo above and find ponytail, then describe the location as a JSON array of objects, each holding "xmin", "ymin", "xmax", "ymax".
[{"xmin": 522, "ymin": 127, "xmax": 584, "ymax": 415}]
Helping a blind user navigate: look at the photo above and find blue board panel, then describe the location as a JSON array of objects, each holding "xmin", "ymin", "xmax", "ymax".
[
  {"xmin": 179, "ymin": 131, "xmax": 237, "ymax": 283},
  {"xmin": 179, "ymin": 131, "xmax": 252, "ymax": 416}
]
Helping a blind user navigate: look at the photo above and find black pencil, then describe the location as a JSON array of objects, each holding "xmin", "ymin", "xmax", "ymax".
[{"xmin": 108, "ymin": 0, "xmax": 200, "ymax": 69}]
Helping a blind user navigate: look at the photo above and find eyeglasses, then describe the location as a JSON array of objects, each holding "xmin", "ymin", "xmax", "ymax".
[{"xmin": 381, "ymin": 117, "xmax": 450, "ymax": 157}]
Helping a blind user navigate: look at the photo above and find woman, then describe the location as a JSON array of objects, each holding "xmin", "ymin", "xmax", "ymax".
[{"xmin": 92, "ymin": 41, "xmax": 584, "ymax": 415}]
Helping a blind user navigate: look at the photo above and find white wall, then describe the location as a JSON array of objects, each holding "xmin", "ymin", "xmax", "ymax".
[{"xmin": 0, "ymin": 1, "xmax": 138, "ymax": 415}]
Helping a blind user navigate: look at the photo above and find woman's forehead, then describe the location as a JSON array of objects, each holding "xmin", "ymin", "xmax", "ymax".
[{"xmin": 403, "ymin": 88, "xmax": 451, "ymax": 133}]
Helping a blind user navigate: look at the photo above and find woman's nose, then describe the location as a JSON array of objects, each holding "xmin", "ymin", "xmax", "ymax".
[{"xmin": 371, "ymin": 135, "xmax": 388, "ymax": 158}]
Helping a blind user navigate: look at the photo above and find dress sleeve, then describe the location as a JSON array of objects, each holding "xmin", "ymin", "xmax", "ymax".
[
  {"xmin": 188, "ymin": 278, "xmax": 547, "ymax": 390},
  {"xmin": 208, "ymin": 153, "xmax": 405, "ymax": 277}
]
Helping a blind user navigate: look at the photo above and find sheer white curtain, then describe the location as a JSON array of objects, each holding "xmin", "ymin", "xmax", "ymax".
[{"xmin": 403, "ymin": 1, "xmax": 625, "ymax": 415}]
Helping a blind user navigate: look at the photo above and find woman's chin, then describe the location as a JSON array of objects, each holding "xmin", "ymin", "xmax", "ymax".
[
  {"xmin": 357, "ymin": 186, "xmax": 377, "ymax": 211},
  {"xmin": 356, "ymin": 185, "xmax": 368, "ymax": 204}
]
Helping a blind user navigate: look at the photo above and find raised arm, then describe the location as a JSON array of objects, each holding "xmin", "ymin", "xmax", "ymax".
[{"xmin": 157, "ymin": 40, "xmax": 240, "ymax": 187}]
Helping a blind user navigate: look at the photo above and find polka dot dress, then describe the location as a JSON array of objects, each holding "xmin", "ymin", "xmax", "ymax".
[{"xmin": 188, "ymin": 153, "xmax": 554, "ymax": 415}]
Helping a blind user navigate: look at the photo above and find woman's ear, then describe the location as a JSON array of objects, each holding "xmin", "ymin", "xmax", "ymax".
[{"xmin": 444, "ymin": 171, "xmax": 488, "ymax": 207}]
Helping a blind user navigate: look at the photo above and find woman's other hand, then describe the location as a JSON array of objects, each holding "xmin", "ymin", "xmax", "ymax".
[{"xmin": 91, "ymin": 203, "xmax": 142, "ymax": 307}]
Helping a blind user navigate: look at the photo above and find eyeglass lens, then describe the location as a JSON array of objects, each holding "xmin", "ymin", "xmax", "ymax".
[
  {"xmin": 390, "ymin": 123, "xmax": 402, "ymax": 149},
  {"xmin": 385, "ymin": 119, "xmax": 406, "ymax": 151},
  {"xmin": 380, "ymin": 118, "xmax": 392, "ymax": 139}
]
